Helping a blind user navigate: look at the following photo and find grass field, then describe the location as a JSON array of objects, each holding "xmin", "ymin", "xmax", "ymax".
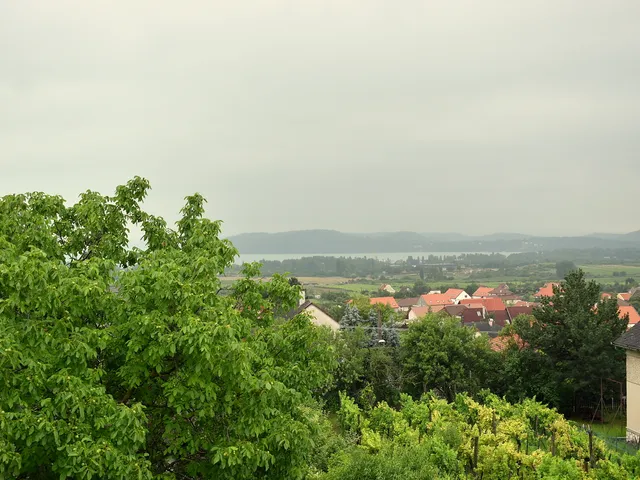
[
  {"xmin": 579, "ymin": 265, "xmax": 640, "ymax": 285},
  {"xmin": 221, "ymin": 264, "xmax": 640, "ymax": 294}
]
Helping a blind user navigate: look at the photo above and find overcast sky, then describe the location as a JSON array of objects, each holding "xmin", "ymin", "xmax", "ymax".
[{"xmin": 2, "ymin": 1, "xmax": 639, "ymax": 237}]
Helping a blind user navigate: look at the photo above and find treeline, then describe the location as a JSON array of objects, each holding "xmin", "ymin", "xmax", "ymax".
[
  {"xmin": 227, "ymin": 229, "xmax": 640, "ymax": 255},
  {"xmin": 230, "ymin": 256, "xmax": 391, "ymax": 277},
  {"xmin": 227, "ymin": 249, "xmax": 640, "ymax": 278}
]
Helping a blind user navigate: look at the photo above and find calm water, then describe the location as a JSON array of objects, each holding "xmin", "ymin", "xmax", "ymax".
[{"xmin": 234, "ymin": 251, "xmax": 519, "ymax": 264}]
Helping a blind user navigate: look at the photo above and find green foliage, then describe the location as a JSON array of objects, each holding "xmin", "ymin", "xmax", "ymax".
[
  {"xmin": 509, "ymin": 270, "xmax": 627, "ymax": 411},
  {"xmin": 400, "ymin": 314, "xmax": 495, "ymax": 401},
  {"xmin": 317, "ymin": 392, "xmax": 639, "ymax": 479},
  {"xmin": 0, "ymin": 179, "xmax": 336, "ymax": 479},
  {"xmin": 556, "ymin": 260, "xmax": 578, "ymax": 279}
]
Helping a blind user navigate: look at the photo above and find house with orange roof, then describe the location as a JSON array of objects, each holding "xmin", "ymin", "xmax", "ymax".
[
  {"xmin": 473, "ymin": 286, "xmax": 494, "ymax": 298},
  {"xmin": 490, "ymin": 333, "xmax": 526, "ymax": 352},
  {"xmin": 460, "ymin": 297, "xmax": 506, "ymax": 312},
  {"xmin": 370, "ymin": 297, "xmax": 400, "ymax": 310},
  {"xmin": 620, "ymin": 305, "xmax": 640, "ymax": 329},
  {"xmin": 407, "ymin": 305, "xmax": 445, "ymax": 321},
  {"xmin": 490, "ymin": 283, "xmax": 513, "ymax": 296},
  {"xmin": 514, "ymin": 300, "xmax": 539, "ymax": 307},
  {"xmin": 601, "ymin": 292, "xmax": 613, "ymax": 300},
  {"xmin": 534, "ymin": 282, "xmax": 560, "ymax": 298},
  {"xmin": 619, "ymin": 293, "xmax": 632, "ymax": 302},
  {"xmin": 444, "ymin": 288, "xmax": 471, "ymax": 304},
  {"xmin": 417, "ymin": 293, "xmax": 454, "ymax": 308}
]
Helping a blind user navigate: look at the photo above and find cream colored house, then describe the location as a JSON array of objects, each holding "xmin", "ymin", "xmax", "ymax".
[
  {"xmin": 293, "ymin": 301, "xmax": 340, "ymax": 331},
  {"xmin": 614, "ymin": 323, "xmax": 640, "ymax": 442},
  {"xmin": 379, "ymin": 284, "xmax": 396, "ymax": 294}
]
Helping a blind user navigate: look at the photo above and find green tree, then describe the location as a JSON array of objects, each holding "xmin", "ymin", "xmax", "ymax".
[
  {"xmin": 412, "ymin": 279, "xmax": 429, "ymax": 296},
  {"xmin": 0, "ymin": 178, "xmax": 336, "ymax": 479},
  {"xmin": 555, "ymin": 260, "xmax": 577, "ymax": 279},
  {"xmin": 465, "ymin": 282, "xmax": 480, "ymax": 296},
  {"xmin": 400, "ymin": 315, "xmax": 494, "ymax": 401},
  {"xmin": 511, "ymin": 270, "xmax": 627, "ymax": 411}
]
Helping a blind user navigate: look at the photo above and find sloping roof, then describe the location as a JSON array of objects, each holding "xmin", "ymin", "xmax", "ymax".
[
  {"xmin": 409, "ymin": 305, "xmax": 444, "ymax": 318},
  {"xmin": 444, "ymin": 288, "xmax": 465, "ymax": 299},
  {"xmin": 619, "ymin": 305, "xmax": 640, "ymax": 326},
  {"xmin": 618, "ymin": 293, "xmax": 632, "ymax": 302},
  {"xmin": 466, "ymin": 321, "xmax": 503, "ymax": 338},
  {"xmin": 420, "ymin": 293, "xmax": 454, "ymax": 307},
  {"xmin": 473, "ymin": 286, "xmax": 494, "ymax": 297},
  {"xmin": 462, "ymin": 307, "xmax": 485, "ymax": 323},
  {"xmin": 490, "ymin": 284, "xmax": 513, "ymax": 296},
  {"xmin": 287, "ymin": 301, "xmax": 338, "ymax": 324},
  {"xmin": 444, "ymin": 304, "xmax": 467, "ymax": 317},
  {"xmin": 601, "ymin": 292, "xmax": 613, "ymax": 300},
  {"xmin": 534, "ymin": 283, "xmax": 560, "ymax": 298},
  {"xmin": 614, "ymin": 322, "xmax": 640, "ymax": 351},
  {"xmin": 514, "ymin": 300, "xmax": 539, "ymax": 307},
  {"xmin": 491, "ymin": 333, "xmax": 526, "ymax": 352},
  {"xmin": 506, "ymin": 306, "xmax": 534, "ymax": 322},
  {"xmin": 460, "ymin": 297, "xmax": 506, "ymax": 311},
  {"xmin": 370, "ymin": 297, "xmax": 399, "ymax": 309},
  {"xmin": 491, "ymin": 310, "xmax": 510, "ymax": 327},
  {"xmin": 397, "ymin": 297, "xmax": 419, "ymax": 308}
]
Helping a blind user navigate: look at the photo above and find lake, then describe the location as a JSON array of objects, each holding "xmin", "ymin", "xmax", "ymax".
[{"xmin": 234, "ymin": 251, "xmax": 520, "ymax": 264}]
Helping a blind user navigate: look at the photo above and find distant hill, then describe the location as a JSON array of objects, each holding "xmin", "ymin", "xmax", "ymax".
[
  {"xmin": 226, "ymin": 230, "xmax": 640, "ymax": 254},
  {"xmin": 622, "ymin": 230, "xmax": 640, "ymax": 241},
  {"xmin": 588, "ymin": 230, "xmax": 640, "ymax": 242}
]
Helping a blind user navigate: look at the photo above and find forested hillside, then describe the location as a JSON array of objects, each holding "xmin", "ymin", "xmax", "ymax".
[{"xmin": 227, "ymin": 230, "xmax": 640, "ymax": 254}]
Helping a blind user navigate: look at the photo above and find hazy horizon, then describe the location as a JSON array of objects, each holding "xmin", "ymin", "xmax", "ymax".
[
  {"xmin": 2, "ymin": 1, "xmax": 639, "ymax": 237},
  {"xmin": 228, "ymin": 228, "xmax": 637, "ymax": 237}
]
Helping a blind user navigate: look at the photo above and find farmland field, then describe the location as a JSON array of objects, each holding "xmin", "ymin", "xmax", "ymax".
[{"xmin": 221, "ymin": 264, "xmax": 640, "ymax": 294}]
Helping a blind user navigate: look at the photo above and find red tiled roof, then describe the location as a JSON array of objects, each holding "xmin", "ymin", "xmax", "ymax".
[
  {"xmin": 490, "ymin": 284, "xmax": 512, "ymax": 296},
  {"xmin": 490, "ymin": 333, "xmax": 525, "ymax": 352},
  {"xmin": 460, "ymin": 297, "xmax": 506, "ymax": 311},
  {"xmin": 462, "ymin": 307, "xmax": 485, "ymax": 323},
  {"xmin": 601, "ymin": 293, "xmax": 613, "ymax": 299},
  {"xmin": 514, "ymin": 300, "xmax": 539, "ymax": 307},
  {"xmin": 506, "ymin": 306, "xmax": 534, "ymax": 323},
  {"xmin": 444, "ymin": 288, "xmax": 465, "ymax": 299},
  {"xmin": 420, "ymin": 294, "xmax": 455, "ymax": 307},
  {"xmin": 491, "ymin": 310, "xmax": 510, "ymax": 327},
  {"xmin": 619, "ymin": 305, "xmax": 640, "ymax": 326},
  {"xmin": 619, "ymin": 293, "xmax": 632, "ymax": 302},
  {"xmin": 444, "ymin": 304, "xmax": 468, "ymax": 317},
  {"xmin": 473, "ymin": 286, "xmax": 494, "ymax": 297},
  {"xmin": 534, "ymin": 283, "xmax": 560, "ymax": 298},
  {"xmin": 370, "ymin": 297, "xmax": 399, "ymax": 309},
  {"xmin": 463, "ymin": 302, "xmax": 485, "ymax": 310}
]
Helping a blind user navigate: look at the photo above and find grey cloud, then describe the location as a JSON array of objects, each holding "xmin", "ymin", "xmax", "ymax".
[{"xmin": 1, "ymin": 0, "xmax": 639, "ymax": 238}]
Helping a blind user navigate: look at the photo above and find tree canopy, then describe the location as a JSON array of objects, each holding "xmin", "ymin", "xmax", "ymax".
[
  {"xmin": 509, "ymin": 270, "xmax": 627, "ymax": 411},
  {"xmin": 0, "ymin": 178, "xmax": 336, "ymax": 479},
  {"xmin": 400, "ymin": 315, "xmax": 494, "ymax": 402}
]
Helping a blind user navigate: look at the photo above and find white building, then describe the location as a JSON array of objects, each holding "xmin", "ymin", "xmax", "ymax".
[
  {"xmin": 294, "ymin": 301, "xmax": 340, "ymax": 331},
  {"xmin": 614, "ymin": 323, "xmax": 640, "ymax": 442}
]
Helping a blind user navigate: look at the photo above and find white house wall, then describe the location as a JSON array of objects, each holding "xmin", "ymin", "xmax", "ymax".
[
  {"xmin": 627, "ymin": 351, "xmax": 640, "ymax": 442},
  {"xmin": 307, "ymin": 305, "xmax": 340, "ymax": 331}
]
